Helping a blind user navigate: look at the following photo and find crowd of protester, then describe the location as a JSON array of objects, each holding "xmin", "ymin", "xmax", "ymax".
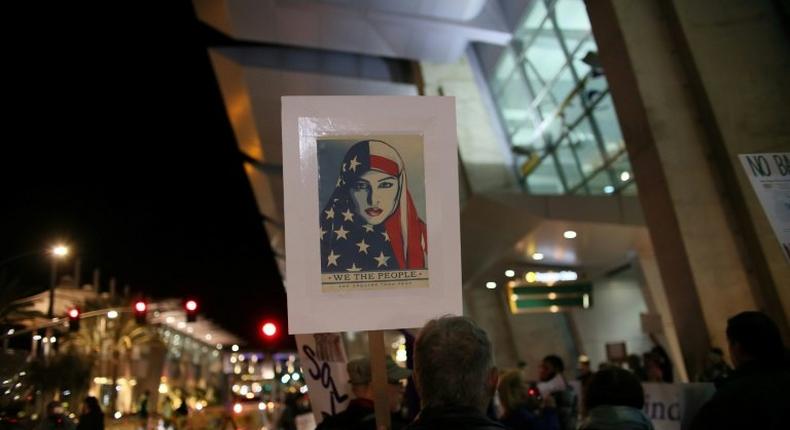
[
  {"xmin": 318, "ymin": 310, "xmax": 788, "ymax": 430},
  {"xmin": 5, "ymin": 310, "xmax": 788, "ymax": 430}
]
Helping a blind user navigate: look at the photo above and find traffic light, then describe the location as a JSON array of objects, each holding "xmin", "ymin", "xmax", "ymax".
[
  {"xmin": 260, "ymin": 321, "xmax": 280, "ymax": 347},
  {"xmin": 68, "ymin": 308, "xmax": 80, "ymax": 332},
  {"xmin": 261, "ymin": 321, "xmax": 278, "ymax": 338},
  {"xmin": 133, "ymin": 300, "xmax": 147, "ymax": 325},
  {"xmin": 185, "ymin": 300, "xmax": 198, "ymax": 323}
]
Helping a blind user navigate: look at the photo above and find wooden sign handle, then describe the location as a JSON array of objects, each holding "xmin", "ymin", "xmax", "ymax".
[{"xmin": 369, "ymin": 330, "xmax": 391, "ymax": 430}]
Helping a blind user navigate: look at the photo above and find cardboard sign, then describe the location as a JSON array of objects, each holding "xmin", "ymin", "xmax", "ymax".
[
  {"xmin": 282, "ymin": 96, "xmax": 462, "ymax": 333},
  {"xmin": 738, "ymin": 152, "xmax": 790, "ymax": 262}
]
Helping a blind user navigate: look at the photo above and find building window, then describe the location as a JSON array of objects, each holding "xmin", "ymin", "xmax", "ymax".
[{"xmin": 488, "ymin": 0, "xmax": 636, "ymax": 195}]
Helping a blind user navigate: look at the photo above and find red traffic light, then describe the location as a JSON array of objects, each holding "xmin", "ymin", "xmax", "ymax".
[
  {"xmin": 185, "ymin": 300, "xmax": 198, "ymax": 312},
  {"xmin": 134, "ymin": 301, "xmax": 147, "ymax": 313},
  {"xmin": 68, "ymin": 308, "xmax": 80, "ymax": 332},
  {"xmin": 261, "ymin": 322, "xmax": 278, "ymax": 337}
]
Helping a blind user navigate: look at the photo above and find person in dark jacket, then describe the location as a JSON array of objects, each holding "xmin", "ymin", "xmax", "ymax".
[
  {"xmin": 537, "ymin": 355, "xmax": 577, "ymax": 430},
  {"xmin": 579, "ymin": 367, "xmax": 654, "ymax": 430},
  {"xmin": 691, "ymin": 311, "xmax": 790, "ymax": 430},
  {"xmin": 76, "ymin": 397, "xmax": 104, "ymax": 430},
  {"xmin": 317, "ymin": 355, "xmax": 411, "ymax": 430},
  {"xmin": 405, "ymin": 316, "xmax": 505, "ymax": 430},
  {"xmin": 498, "ymin": 369, "xmax": 559, "ymax": 430}
]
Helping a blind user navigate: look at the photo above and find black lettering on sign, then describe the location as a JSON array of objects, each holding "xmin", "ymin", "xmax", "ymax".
[
  {"xmin": 773, "ymin": 154, "xmax": 790, "ymax": 176},
  {"xmin": 303, "ymin": 345, "xmax": 349, "ymax": 415},
  {"xmin": 746, "ymin": 155, "xmax": 771, "ymax": 177},
  {"xmin": 668, "ymin": 403, "xmax": 681, "ymax": 421}
]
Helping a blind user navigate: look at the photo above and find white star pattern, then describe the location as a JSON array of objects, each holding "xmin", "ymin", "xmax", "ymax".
[
  {"xmin": 336, "ymin": 177, "xmax": 343, "ymax": 187},
  {"xmin": 341, "ymin": 209, "xmax": 354, "ymax": 222},
  {"xmin": 356, "ymin": 239, "xmax": 370, "ymax": 254},
  {"xmin": 382, "ymin": 231, "xmax": 390, "ymax": 242},
  {"xmin": 363, "ymin": 224, "xmax": 374, "ymax": 233},
  {"xmin": 346, "ymin": 263, "xmax": 362, "ymax": 272},
  {"xmin": 349, "ymin": 156, "xmax": 361, "ymax": 172},
  {"xmin": 374, "ymin": 252, "xmax": 390, "ymax": 268},
  {"xmin": 320, "ymin": 227, "xmax": 327, "ymax": 240},
  {"xmin": 327, "ymin": 250, "xmax": 340, "ymax": 267},
  {"xmin": 325, "ymin": 207, "xmax": 335, "ymax": 220},
  {"xmin": 334, "ymin": 226, "xmax": 349, "ymax": 240},
  {"xmin": 342, "ymin": 163, "xmax": 347, "ymax": 172}
]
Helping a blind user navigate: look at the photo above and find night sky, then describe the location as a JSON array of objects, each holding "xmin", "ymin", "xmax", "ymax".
[{"xmin": 2, "ymin": 1, "xmax": 291, "ymax": 349}]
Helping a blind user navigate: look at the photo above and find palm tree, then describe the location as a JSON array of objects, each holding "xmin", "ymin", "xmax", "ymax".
[
  {"xmin": 0, "ymin": 270, "xmax": 46, "ymax": 327},
  {"xmin": 60, "ymin": 295, "xmax": 156, "ymax": 413}
]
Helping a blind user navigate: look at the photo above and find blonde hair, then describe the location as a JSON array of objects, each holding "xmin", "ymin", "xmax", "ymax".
[{"xmin": 498, "ymin": 369, "xmax": 528, "ymax": 414}]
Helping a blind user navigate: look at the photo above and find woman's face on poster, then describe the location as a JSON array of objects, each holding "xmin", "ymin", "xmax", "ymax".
[{"xmin": 350, "ymin": 170, "xmax": 399, "ymax": 225}]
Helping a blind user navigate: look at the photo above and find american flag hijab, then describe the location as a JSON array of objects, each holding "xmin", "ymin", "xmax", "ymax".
[{"xmin": 320, "ymin": 140, "xmax": 427, "ymax": 273}]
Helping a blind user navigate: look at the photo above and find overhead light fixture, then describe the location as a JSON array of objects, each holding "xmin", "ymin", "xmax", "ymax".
[
  {"xmin": 485, "ymin": 282, "xmax": 497, "ymax": 290},
  {"xmin": 563, "ymin": 230, "xmax": 577, "ymax": 239},
  {"xmin": 603, "ymin": 185, "xmax": 615, "ymax": 194},
  {"xmin": 550, "ymin": 305, "xmax": 560, "ymax": 313},
  {"xmin": 504, "ymin": 269, "xmax": 515, "ymax": 278},
  {"xmin": 620, "ymin": 171, "xmax": 631, "ymax": 182},
  {"xmin": 525, "ymin": 272, "xmax": 537, "ymax": 283},
  {"xmin": 532, "ymin": 252, "xmax": 544, "ymax": 261}
]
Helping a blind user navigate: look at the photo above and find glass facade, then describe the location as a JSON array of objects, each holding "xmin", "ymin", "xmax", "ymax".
[{"xmin": 488, "ymin": 0, "xmax": 636, "ymax": 195}]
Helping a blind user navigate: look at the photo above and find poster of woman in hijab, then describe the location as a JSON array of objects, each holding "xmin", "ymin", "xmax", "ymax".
[{"xmin": 318, "ymin": 135, "xmax": 428, "ymax": 292}]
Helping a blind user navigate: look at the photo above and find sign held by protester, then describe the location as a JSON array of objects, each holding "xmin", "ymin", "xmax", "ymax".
[
  {"xmin": 738, "ymin": 152, "xmax": 790, "ymax": 262},
  {"xmin": 283, "ymin": 96, "xmax": 462, "ymax": 334},
  {"xmin": 295, "ymin": 333, "xmax": 351, "ymax": 425}
]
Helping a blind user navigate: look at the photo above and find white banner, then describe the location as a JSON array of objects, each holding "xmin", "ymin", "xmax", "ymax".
[
  {"xmin": 738, "ymin": 152, "xmax": 790, "ymax": 262},
  {"xmin": 295, "ymin": 334, "xmax": 352, "ymax": 425},
  {"xmin": 642, "ymin": 383, "xmax": 715, "ymax": 430}
]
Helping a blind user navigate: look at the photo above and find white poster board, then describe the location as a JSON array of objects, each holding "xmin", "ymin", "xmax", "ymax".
[
  {"xmin": 642, "ymin": 383, "xmax": 715, "ymax": 430},
  {"xmin": 282, "ymin": 96, "xmax": 462, "ymax": 334},
  {"xmin": 738, "ymin": 152, "xmax": 790, "ymax": 262},
  {"xmin": 296, "ymin": 334, "xmax": 351, "ymax": 425}
]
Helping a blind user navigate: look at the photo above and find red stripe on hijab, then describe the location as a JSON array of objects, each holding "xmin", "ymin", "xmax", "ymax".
[{"xmin": 370, "ymin": 155, "xmax": 399, "ymax": 176}]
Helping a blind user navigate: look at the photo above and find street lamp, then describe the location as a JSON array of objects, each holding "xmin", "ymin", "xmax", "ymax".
[
  {"xmin": 52, "ymin": 245, "xmax": 69, "ymax": 258},
  {"xmin": 48, "ymin": 243, "xmax": 71, "ymax": 319}
]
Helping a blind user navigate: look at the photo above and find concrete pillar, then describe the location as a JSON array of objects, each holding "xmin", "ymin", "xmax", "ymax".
[
  {"xmin": 585, "ymin": 0, "xmax": 772, "ymax": 375},
  {"xmin": 662, "ymin": 0, "xmax": 790, "ymax": 335},
  {"xmin": 635, "ymin": 231, "xmax": 689, "ymax": 382}
]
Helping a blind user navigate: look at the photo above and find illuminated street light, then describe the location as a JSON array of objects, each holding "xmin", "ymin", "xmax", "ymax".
[
  {"xmin": 485, "ymin": 282, "xmax": 496, "ymax": 290},
  {"xmin": 52, "ymin": 245, "xmax": 69, "ymax": 258},
  {"xmin": 504, "ymin": 269, "xmax": 515, "ymax": 278}
]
